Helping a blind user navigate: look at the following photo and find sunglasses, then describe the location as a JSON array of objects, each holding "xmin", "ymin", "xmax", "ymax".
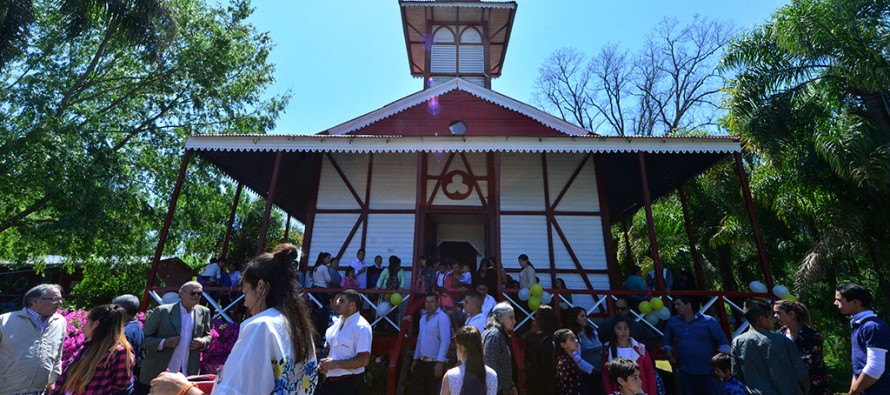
[{"xmin": 186, "ymin": 290, "xmax": 203, "ymax": 297}]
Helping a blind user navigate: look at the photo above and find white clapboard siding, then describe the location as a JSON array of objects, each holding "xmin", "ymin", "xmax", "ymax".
[
  {"xmin": 500, "ymin": 214, "xmax": 549, "ymax": 273},
  {"xmin": 317, "ymin": 154, "xmax": 368, "ymax": 210},
  {"xmin": 545, "ymin": 153, "xmax": 600, "ymax": 212},
  {"xmin": 364, "ymin": 214, "xmax": 416, "ymax": 287},
  {"xmin": 557, "ymin": 274, "xmax": 611, "ymax": 313},
  {"xmin": 308, "ymin": 213, "xmax": 362, "ymax": 265},
  {"xmin": 551, "ymin": 216, "xmax": 608, "ymax": 272},
  {"xmin": 500, "ymin": 153, "xmax": 545, "ymax": 210},
  {"xmin": 369, "ymin": 153, "xmax": 416, "ymax": 209}
]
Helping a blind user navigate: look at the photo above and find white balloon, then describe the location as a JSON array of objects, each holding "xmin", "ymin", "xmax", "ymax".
[
  {"xmin": 518, "ymin": 288, "xmax": 531, "ymax": 301},
  {"xmin": 657, "ymin": 306, "xmax": 671, "ymax": 320},
  {"xmin": 539, "ymin": 292, "xmax": 553, "ymax": 304},
  {"xmin": 772, "ymin": 285, "xmax": 790, "ymax": 298},
  {"xmin": 644, "ymin": 312, "xmax": 660, "ymax": 325},
  {"xmin": 376, "ymin": 302, "xmax": 391, "ymax": 317},
  {"xmin": 749, "ymin": 281, "xmax": 767, "ymax": 294}
]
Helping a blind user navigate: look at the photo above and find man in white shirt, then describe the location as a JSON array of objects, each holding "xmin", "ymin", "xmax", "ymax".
[
  {"xmin": 198, "ymin": 258, "xmax": 221, "ymax": 286},
  {"xmin": 476, "ymin": 283, "xmax": 496, "ymax": 319},
  {"xmin": 347, "ymin": 249, "xmax": 369, "ymax": 289},
  {"xmin": 410, "ymin": 294, "xmax": 451, "ymax": 395},
  {"xmin": 463, "ymin": 290, "xmax": 486, "ymax": 333},
  {"xmin": 317, "ymin": 289, "xmax": 372, "ymax": 395}
]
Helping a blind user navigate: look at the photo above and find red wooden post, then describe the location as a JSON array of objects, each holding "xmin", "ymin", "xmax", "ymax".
[
  {"xmin": 257, "ymin": 151, "xmax": 284, "ymax": 255},
  {"xmin": 714, "ymin": 295, "xmax": 733, "ymax": 340},
  {"xmin": 678, "ymin": 186, "xmax": 707, "ymax": 289},
  {"xmin": 141, "ymin": 150, "xmax": 193, "ymax": 311},
  {"xmin": 638, "ymin": 153, "xmax": 667, "ymax": 295},
  {"xmin": 734, "ymin": 153, "xmax": 774, "ymax": 291},
  {"xmin": 220, "ymin": 183, "xmax": 243, "ymax": 259}
]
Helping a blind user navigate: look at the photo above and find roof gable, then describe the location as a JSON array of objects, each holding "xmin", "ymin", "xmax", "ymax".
[{"xmin": 321, "ymin": 78, "xmax": 594, "ymax": 137}]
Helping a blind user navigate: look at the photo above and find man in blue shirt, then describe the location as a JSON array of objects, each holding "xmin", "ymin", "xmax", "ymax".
[
  {"xmin": 835, "ymin": 283, "xmax": 890, "ymax": 395},
  {"xmin": 663, "ymin": 295, "xmax": 730, "ymax": 395},
  {"xmin": 410, "ymin": 293, "xmax": 451, "ymax": 395}
]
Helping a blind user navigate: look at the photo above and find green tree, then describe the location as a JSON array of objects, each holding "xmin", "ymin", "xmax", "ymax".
[
  {"xmin": 0, "ymin": 0, "xmax": 287, "ymax": 267},
  {"xmin": 722, "ymin": 0, "xmax": 890, "ymax": 308}
]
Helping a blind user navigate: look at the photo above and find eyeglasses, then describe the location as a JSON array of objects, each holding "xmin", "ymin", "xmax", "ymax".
[
  {"xmin": 187, "ymin": 290, "xmax": 203, "ymax": 297},
  {"xmin": 41, "ymin": 296, "xmax": 63, "ymax": 303}
]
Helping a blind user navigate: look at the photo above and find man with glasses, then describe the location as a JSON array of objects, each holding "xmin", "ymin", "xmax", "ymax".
[
  {"xmin": 0, "ymin": 284, "xmax": 67, "ymax": 395},
  {"xmin": 138, "ymin": 281, "xmax": 211, "ymax": 394},
  {"xmin": 598, "ymin": 298, "xmax": 659, "ymax": 350}
]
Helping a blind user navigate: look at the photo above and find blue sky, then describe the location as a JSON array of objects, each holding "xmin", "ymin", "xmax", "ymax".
[{"xmin": 248, "ymin": 1, "xmax": 787, "ymax": 135}]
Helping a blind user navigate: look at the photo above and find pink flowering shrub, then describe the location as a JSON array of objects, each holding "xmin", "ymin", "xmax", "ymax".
[
  {"xmin": 200, "ymin": 318, "xmax": 240, "ymax": 374},
  {"xmin": 60, "ymin": 308, "xmax": 89, "ymax": 366}
]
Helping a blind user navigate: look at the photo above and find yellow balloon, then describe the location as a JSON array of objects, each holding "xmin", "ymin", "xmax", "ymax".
[
  {"xmin": 782, "ymin": 294, "xmax": 798, "ymax": 302},
  {"xmin": 639, "ymin": 301, "xmax": 652, "ymax": 314},
  {"xmin": 390, "ymin": 293, "xmax": 403, "ymax": 306},
  {"xmin": 650, "ymin": 297, "xmax": 664, "ymax": 311},
  {"xmin": 530, "ymin": 283, "xmax": 544, "ymax": 297},
  {"xmin": 528, "ymin": 296, "xmax": 541, "ymax": 311}
]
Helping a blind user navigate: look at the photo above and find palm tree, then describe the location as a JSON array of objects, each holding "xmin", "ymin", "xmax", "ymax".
[{"xmin": 722, "ymin": 0, "xmax": 890, "ymax": 307}]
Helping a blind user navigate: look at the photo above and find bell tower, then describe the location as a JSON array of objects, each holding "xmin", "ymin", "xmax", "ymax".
[{"xmin": 399, "ymin": 1, "xmax": 518, "ymax": 89}]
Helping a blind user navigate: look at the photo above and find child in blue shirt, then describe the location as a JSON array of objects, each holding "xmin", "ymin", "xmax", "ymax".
[{"xmin": 711, "ymin": 352, "xmax": 746, "ymax": 395}]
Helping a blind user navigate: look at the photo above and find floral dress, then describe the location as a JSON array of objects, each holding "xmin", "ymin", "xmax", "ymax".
[
  {"xmin": 780, "ymin": 325, "xmax": 831, "ymax": 395},
  {"xmin": 212, "ymin": 308, "xmax": 317, "ymax": 395},
  {"xmin": 557, "ymin": 353, "xmax": 582, "ymax": 395}
]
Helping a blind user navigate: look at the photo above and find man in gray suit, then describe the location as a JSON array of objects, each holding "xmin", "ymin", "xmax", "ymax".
[{"xmin": 137, "ymin": 281, "xmax": 212, "ymax": 393}]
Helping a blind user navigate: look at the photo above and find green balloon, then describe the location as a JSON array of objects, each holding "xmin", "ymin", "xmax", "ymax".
[
  {"xmin": 390, "ymin": 293, "xmax": 403, "ymax": 306},
  {"xmin": 639, "ymin": 301, "xmax": 652, "ymax": 314},
  {"xmin": 530, "ymin": 283, "xmax": 544, "ymax": 297},
  {"xmin": 528, "ymin": 296, "xmax": 541, "ymax": 311}
]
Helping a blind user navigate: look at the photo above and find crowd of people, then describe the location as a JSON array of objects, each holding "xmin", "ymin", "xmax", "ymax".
[{"xmin": 1, "ymin": 246, "xmax": 888, "ymax": 395}]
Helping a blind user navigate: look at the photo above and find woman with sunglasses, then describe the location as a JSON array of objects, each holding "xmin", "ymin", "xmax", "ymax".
[
  {"xmin": 150, "ymin": 244, "xmax": 318, "ymax": 395},
  {"xmin": 50, "ymin": 304, "xmax": 134, "ymax": 395}
]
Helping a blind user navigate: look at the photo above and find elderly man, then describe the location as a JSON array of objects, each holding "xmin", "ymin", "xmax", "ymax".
[
  {"xmin": 317, "ymin": 289, "xmax": 373, "ymax": 395},
  {"xmin": 0, "ymin": 284, "xmax": 67, "ymax": 395},
  {"xmin": 138, "ymin": 281, "xmax": 211, "ymax": 392},
  {"xmin": 113, "ymin": 294, "xmax": 144, "ymax": 394}
]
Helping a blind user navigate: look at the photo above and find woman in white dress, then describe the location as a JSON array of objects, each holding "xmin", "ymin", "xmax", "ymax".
[
  {"xmin": 150, "ymin": 244, "xmax": 318, "ymax": 395},
  {"xmin": 441, "ymin": 325, "xmax": 498, "ymax": 395}
]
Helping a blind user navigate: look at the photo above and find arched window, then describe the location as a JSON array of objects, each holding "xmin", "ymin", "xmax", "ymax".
[
  {"xmin": 431, "ymin": 27, "xmax": 456, "ymax": 73},
  {"xmin": 459, "ymin": 27, "xmax": 483, "ymax": 73}
]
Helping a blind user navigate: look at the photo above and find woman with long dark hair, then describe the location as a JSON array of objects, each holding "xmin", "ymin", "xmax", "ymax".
[
  {"xmin": 773, "ymin": 300, "xmax": 831, "ymax": 395},
  {"xmin": 524, "ymin": 305, "xmax": 557, "ymax": 395},
  {"xmin": 554, "ymin": 328, "xmax": 583, "ymax": 395},
  {"xmin": 151, "ymin": 245, "xmax": 318, "ymax": 394},
  {"xmin": 565, "ymin": 306, "xmax": 605, "ymax": 395},
  {"xmin": 601, "ymin": 317, "xmax": 656, "ymax": 395},
  {"xmin": 517, "ymin": 254, "xmax": 536, "ymax": 289},
  {"xmin": 441, "ymin": 325, "xmax": 497, "ymax": 395},
  {"xmin": 51, "ymin": 304, "xmax": 133, "ymax": 395}
]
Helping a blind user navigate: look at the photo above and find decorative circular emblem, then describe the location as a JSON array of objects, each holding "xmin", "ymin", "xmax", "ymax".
[{"xmin": 442, "ymin": 170, "xmax": 473, "ymax": 200}]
